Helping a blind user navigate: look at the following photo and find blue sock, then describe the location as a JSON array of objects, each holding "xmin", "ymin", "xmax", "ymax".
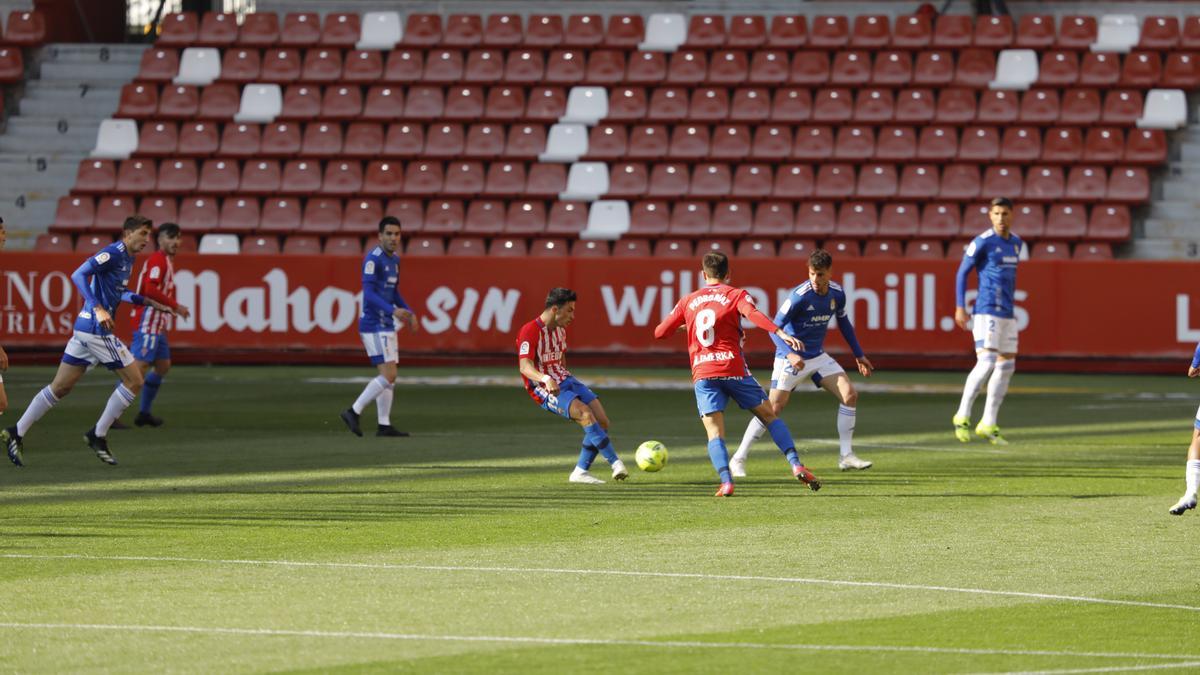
[
  {"xmin": 585, "ymin": 423, "xmax": 618, "ymax": 464},
  {"xmin": 767, "ymin": 419, "xmax": 802, "ymax": 467},
  {"xmin": 707, "ymin": 438, "xmax": 732, "ymax": 483},
  {"xmin": 139, "ymin": 372, "xmax": 163, "ymax": 415},
  {"xmin": 577, "ymin": 444, "xmax": 598, "ymax": 471}
]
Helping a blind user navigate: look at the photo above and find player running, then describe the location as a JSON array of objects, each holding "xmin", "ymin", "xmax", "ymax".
[
  {"xmin": 340, "ymin": 216, "xmax": 418, "ymax": 438},
  {"xmin": 1168, "ymin": 340, "xmax": 1200, "ymax": 515},
  {"xmin": 731, "ymin": 248, "xmax": 874, "ymax": 476},
  {"xmin": 653, "ymin": 251, "xmax": 820, "ymax": 497},
  {"xmin": 517, "ymin": 287, "xmax": 628, "ymax": 485},
  {"xmin": 952, "ymin": 197, "xmax": 1027, "ymax": 446},
  {"xmin": 122, "ymin": 222, "xmax": 190, "ymax": 427},
  {"xmin": 2, "ymin": 215, "xmax": 178, "ymax": 466}
]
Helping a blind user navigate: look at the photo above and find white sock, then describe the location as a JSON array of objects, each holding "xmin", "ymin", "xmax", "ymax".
[
  {"xmin": 96, "ymin": 384, "xmax": 136, "ymax": 437},
  {"xmin": 979, "ymin": 359, "xmax": 1016, "ymax": 427},
  {"xmin": 16, "ymin": 386, "xmax": 59, "ymax": 437},
  {"xmin": 376, "ymin": 382, "xmax": 394, "ymax": 425},
  {"xmin": 733, "ymin": 416, "xmax": 767, "ymax": 461},
  {"xmin": 352, "ymin": 375, "xmax": 388, "ymax": 415},
  {"xmin": 956, "ymin": 352, "xmax": 997, "ymax": 419},
  {"xmin": 1186, "ymin": 459, "xmax": 1200, "ymax": 498},
  {"xmin": 837, "ymin": 405, "xmax": 856, "ymax": 458}
]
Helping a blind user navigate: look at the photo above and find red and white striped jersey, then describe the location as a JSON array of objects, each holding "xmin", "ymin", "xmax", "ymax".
[
  {"xmin": 130, "ymin": 250, "xmax": 177, "ymax": 335},
  {"xmin": 516, "ymin": 316, "xmax": 572, "ymax": 402}
]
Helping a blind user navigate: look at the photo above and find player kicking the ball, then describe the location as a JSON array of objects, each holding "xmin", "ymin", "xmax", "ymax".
[
  {"xmin": 654, "ymin": 251, "xmax": 820, "ymax": 497},
  {"xmin": 3, "ymin": 215, "xmax": 179, "ymax": 466},
  {"xmin": 341, "ymin": 216, "xmax": 418, "ymax": 438},
  {"xmin": 1168, "ymin": 339, "xmax": 1200, "ymax": 516},
  {"xmin": 731, "ymin": 248, "xmax": 874, "ymax": 476},
  {"xmin": 517, "ymin": 287, "xmax": 628, "ymax": 484}
]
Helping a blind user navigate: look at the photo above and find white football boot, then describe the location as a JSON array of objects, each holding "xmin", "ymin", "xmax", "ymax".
[
  {"xmin": 729, "ymin": 455, "xmax": 747, "ymax": 478},
  {"xmin": 611, "ymin": 459, "xmax": 629, "ymax": 481},
  {"xmin": 1168, "ymin": 494, "xmax": 1197, "ymax": 516},
  {"xmin": 838, "ymin": 453, "xmax": 873, "ymax": 471},
  {"xmin": 569, "ymin": 467, "xmax": 605, "ymax": 484}
]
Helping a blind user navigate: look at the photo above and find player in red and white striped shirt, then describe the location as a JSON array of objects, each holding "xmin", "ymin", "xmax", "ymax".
[
  {"xmin": 124, "ymin": 222, "xmax": 190, "ymax": 428},
  {"xmin": 655, "ymin": 251, "xmax": 821, "ymax": 496},
  {"xmin": 517, "ymin": 287, "xmax": 628, "ymax": 484}
]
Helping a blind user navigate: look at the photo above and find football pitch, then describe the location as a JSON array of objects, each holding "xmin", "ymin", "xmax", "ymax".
[{"xmin": 0, "ymin": 364, "xmax": 1196, "ymax": 673}]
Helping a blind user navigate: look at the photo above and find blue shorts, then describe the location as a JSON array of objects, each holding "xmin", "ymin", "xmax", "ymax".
[
  {"xmin": 694, "ymin": 377, "xmax": 768, "ymax": 417},
  {"xmin": 537, "ymin": 376, "xmax": 598, "ymax": 420},
  {"xmin": 130, "ymin": 331, "xmax": 170, "ymax": 363}
]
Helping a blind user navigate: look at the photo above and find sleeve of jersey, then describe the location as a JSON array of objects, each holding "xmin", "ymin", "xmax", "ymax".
[
  {"xmin": 955, "ymin": 244, "xmax": 977, "ymax": 309},
  {"xmin": 736, "ymin": 293, "xmax": 779, "ymax": 333},
  {"xmin": 137, "ymin": 262, "xmax": 177, "ymax": 308},
  {"xmin": 653, "ymin": 301, "xmax": 686, "ymax": 339},
  {"xmin": 390, "ymin": 287, "xmax": 411, "ymax": 311},
  {"xmin": 70, "ymin": 260, "xmax": 101, "ymax": 310},
  {"xmin": 361, "ymin": 265, "xmax": 394, "ymax": 316},
  {"xmin": 834, "ymin": 291, "xmax": 865, "ymax": 357},
  {"xmin": 121, "ymin": 291, "xmax": 146, "ymax": 306},
  {"xmin": 516, "ymin": 324, "xmax": 538, "ymax": 360},
  {"xmin": 1192, "ymin": 341, "xmax": 1200, "ymax": 369}
]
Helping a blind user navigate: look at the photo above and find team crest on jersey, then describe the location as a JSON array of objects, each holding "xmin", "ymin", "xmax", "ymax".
[
  {"xmin": 95, "ymin": 252, "xmax": 111, "ymax": 264},
  {"xmin": 830, "ymin": 299, "xmax": 837, "ymax": 310}
]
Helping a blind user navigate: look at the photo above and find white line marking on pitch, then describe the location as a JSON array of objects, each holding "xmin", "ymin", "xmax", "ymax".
[
  {"xmin": 968, "ymin": 660, "xmax": 1200, "ymax": 674},
  {"xmin": 0, "ymin": 622, "xmax": 1194, "ymax": 662},
  {"xmin": 4, "ymin": 554, "xmax": 1198, "ymax": 614}
]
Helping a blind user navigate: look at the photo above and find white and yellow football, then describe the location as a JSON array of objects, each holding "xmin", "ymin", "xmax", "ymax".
[{"xmin": 635, "ymin": 441, "xmax": 668, "ymax": 472}]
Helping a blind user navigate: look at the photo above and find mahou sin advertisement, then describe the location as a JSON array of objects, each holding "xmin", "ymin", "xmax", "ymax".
[{"xmin": 2, "ymin": 252, "xmax": 1199, "ymax": 360}]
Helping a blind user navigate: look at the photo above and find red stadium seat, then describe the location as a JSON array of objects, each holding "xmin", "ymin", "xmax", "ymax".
[
  {"xmin": 321, "ymin": 161, "xmax": 363, "ymax": 196},
  {"xmin": 959, "ymin": 125, "xmax": 1000, "ymax": 162},
  {"xmin": 975, "ymin": 15, "xmax": 1013, "ymax": 47},
  {"xmin": 815, "ymin": 164, "xmax": 855, "ymax": 199},
  {"xmin": 1016, "ymin": 15, "xmax": 1055, "ymax": 49},
  {"xmin": 402, "ymin": 161, "xmax": 444, "ymax": 196},
  {"xmin": 283, "ymin": 235, "xmax": 323, "ymax": 254},
  {"xmin": 280, "ymin": 84, "xmax": 320, "ymax": 120},
  {"xmin": 404, "ymin": 85, "xmax": 445, "ymax": 120},
  {"xmin": 343, "ymin": 122, "xmax": 383, "ymax": 158},
  {"xmin": 219, "ymin": 48, "xmax": 260, "ymax": 83},
  {"xmin": 914, "ymin": 50, "xmax": 954, "ymax": 86},
  {"xmin": 504, "ymin": 49, "xmax": 544, "ymax": 84},
  {"xmin": 736, "ymin": 239, "xmax": 777, "ymax": 258},
  {"xmin": 483, "ymin": 161, "xmax": 527, "ymax": 197},
  {"xmin": 710, "ymin": 201, "xmax": 753, "ymax": 236},
  {"xmin": 773, "ymin": 164, "xmax": 815, "ymax": 199},
  {"xmin": 918, "ymin": 203, "xmax": 961, "ymax": 238},
  {"xmin": 564, "ymin": 14, "xmax": 604, "ymax": 47},
  {"xmin": 810, "ymin": 15, "xmax": 849, "ymax": 48},
  {"xmin": 407, "ymin": 236, "xmax": 446, "ymax": 256},
  {"xmin": 1024, "ymin": 166, "xmax": 1064, "ymax": 201},
  {"xmin": 999, "ymin": 126, "xmax": 1041, "ymax": 162},
  {"xmin": 197, "ymin": 13, "xmax": 237, "ymax": 47},
  {"xmin": 1083, "ymin": 127, "xmax": 1124, "ymax": 163},
  {"xmin": 461, "ymin": 200, "xmax": 503, "ymax": 234},
  {"xmin": 647, "ymin": 87, "xmax": 688, "ymax": 121},
  {"xmin": 1058, "ymin": 16, "xmax": 1098, "ymax": 49},
  {"xmin": 864, "ymin": 239, "xmax": 903, "ymax": 258},
  {"xmin": 1060, "ymin": 88, "xmax": 1101, "ymax": 124},
  {"xmin": 260, "ymin": 49, "xmax": 302, "ymax": 83},
  {"xmin": 361, "ymin": 85, "xmax": 403, "ymax": 121},
  {"xmin": 277, "ymin": 13, "xmax": 328, "ymax": 46},
  {"xmin": 1042, "ymin": 127, "xmax": 1083, "ymax": 163},
  {"xmin": 1045, "ymin": 203, "xmax": 1087, "ymax": 238},
  {"xmin": 692, "ymin": 162, "xmax": 732, "ymax": 197},
  {"xmin": 825, "ymin": 239, "xmax": 862, "ymax": 258},
  {"xmin": 321, "ymin": 13, "xmax": 361, "ymax": 47},
  {"xmin": 117, "ymin": 83, "xmax": 158, "ymax": 118},
  {"xmin": 917, "ymin": 125, "xmax": 957, "ymax": 161},
  {"xmin": 893, "ymin": 14, "xmax": 932, "ymax": 48},
  {"xmin": 835, "ymin": 125, "xmax": 876, "ymax": 161},
  {"xmin": 1121, "ymin": 52, "xmax": 1162, "ymax": 87},
  {"xmin": 53, "ymin": 196, "xmax": 95, "ymax": 232},
  {"xmin": 628, "ymin": 200, "xmax": 670, "ymax": 237},
  {"xmin": 1125, "ymin": 129, "xmax": 1166, "ymax": 164},
  {"xmin": 1038, "ymin": 51, "xmax": 1079, "ymax": 87},
  {"xmin": 239, "ymin": 12, "xmax": 279, "ymax": 47},
  {"xmin": 35, "ymin": 233, "xmax": 74, "ymax": 252},
  {"xmin": 627, "ymin": 125, "xmax": 667, "ymax": 160},
  {"xmin": 260, "ymin": 122, "xmax": 301, "ymax": 156},
  {"xmin": 242, "ymin": 235, "xmax": 282, "ymax": 254},
  {"xmin": 444, "ymin": 86, "xmax": 485, "ymax": 120},
  {"xmin": 464, "ymin": 49, "xmax": 503, "ymax": 83},
  {"xmin": 197, "ymin": 159, "xmax": 239, "ymax": 193},
  {"xmin": 342, "ymin": 199, "xmax": 383, "ymax": 233},
  {"xmin": 1013, "ymin": 204, "xmax": 1045, "ymax": 238},
  {"xmin": 605, "ymin": 14, "xmax": 645, "ymax": 48},
  {"xmin": 137, "ymin": 48, "xmax": 179, "ymax": 82},
  {"xmin": 873, "ymin": 50, "xmax": 913, "ymax": 86},
  {"xmin": 506, "ymin": 200, "xmax": 547, "ymax": 235},
  {"xmin": 790, "ymin": 51, "xmax": 830, "ymax": 86},
  {"xmin": 444, "ymin": 14, "xmax": 483, "ymax": 47},
  {"xmin": 158, "ymin": 13, "xmax": 199, "ymax": 47},
  {"xmin": 749, "ymin": 202, "xmax": 791, "ymax": 236},
  {"xmin": 895, "ymin": 88, "xmax": 935, "ymax": 123},
  {"xmin": 813, "ymin": 88, "xmax": 853, "ymax": 122},
  {"xmin": 586, "ymin": 50, "xmax": 627, "ymax": 84},
  {"xmin": 771, "ymin": 87, "xmax": 812, "ymax": 122},
  {"xmin": 1102, "ymin": 90, "xmax": 1142, "ymax": 125},
  {"xmin": 907, "ymin": 240, "xmax": 945, "ymax": 259},
  {"xmin": 259, "ymin": 198, "xmax": 302, "ymax": 233},
  {"xmin": 299, "ymin": 198, "xmax": 343, "ymax": 233},
  {"xmin": 404, "ymin": 14, "xmax": 442, "ymax": 46},
  {"xmin": 696, "ymin": 238, "xmax": 736, "ymax": 256},
  {"xmin": 709, "ymin": 50, "xmax": 749, "ymax": 85},
  {"xmin": 443, "ymin": 160, "xmax": 485, "ymax": 196},
  {"xmin": 546, "ymin": 202, "xmax": 588, "ymax": 235},
  {"xmin": 240, "ymin": 160, "xmax": 281, "ymax": 194},
  {"xmin": 731, "ymin": 164, "xmax": 772, "ymax": 196},
  {"xmin": 1073, "ymin": 242, "xmax": 1112, "ymax": 260},
  {"xmin": 939, "ymin": 163, "xmax": 981, "ymax": 200},
  {"xmin": 876, "ymin": 125, "xmax": 917, "ymax": 160},
  {"xmin": 1020, "ymin": 89, "xmax": 1060, "ymax": 125},
  {"xmin": 792, "ymin": 125, "xmax": 832, "ymax": 161},
  {"xmin": 157, "ymin": 159, "xmax": 199, "ymax": 194},
  {"xmin": 526, "ymin": 86, "xmax": 567, "ymax": 121},
  {"xmin": 463, "ymin": 123, "xmax": 505, "ymax": 158},
  {"xmin": 668, "ymin": 201, "xmax": 711, "ymax": 236},
  {"xmin": 606, "ymin": 86, "xmax": 647, "ymax": 121},
  {"xmin": 383, "ymin": 49, "xmax": 423, "ymax": 82},
  {"xmin": 545, "ymin": 49, "xmax": 585, "ymax": 84},
  {"xmin": 301, "ymin": 48, "xmax": 343, "ymax": 83},
  {"xmin": 711, "ymin": 124, "xmax": 751, "ymax": 159},
  {"xmin": 194, "ymin": 82, "xmax": 237, "ymax": 119},
  {"xmin": 1108, "ymin": 167, "xmax": 1149, "ymax": 202},
  {"xmin": 93, "ymin": 196, "xmax": 136, "ymax": 230},
  {"xmin": 612, "ymin": 240, "xmax": 650, "ymax": 257},
  {"xmin": 1181, "ymin": 17, "xmax": 1200, "ymax": 49},
  {"xmin": 978, "ymin": 90, "xmax": 1018, "ymax": 124},
  {"xmin": 136, "ymin": 121, "xmax": 178, "ymax": 157},
  {"xmin": 688, "ymin": 85, "xmax": 732, "ymax": 119},
  {"xmin": 686, "ymin": 15, "xmax": 727, "ymax": 47},
  {"xmin": 1079, "ymin": 52, "xmax": 1119, "ymax": 87},
  {"xmin": 425, "ymin": 48, "xmax": 465, "ymax": 83},
  {"xmin": 300, "ymin": 122, "xmax": 343, "ymax": 157},
  {"xmin": 652, "ymin": 239, "xmax": 694, "ymax": 258},
  {"xmin": 325, "ymin": 235, "xmax": 364, "ymax": 256},
  {"xmin": 1066, "ymin": 166, "xmax": 1107, "ymax": 200},
  {"xmin": 933, "ymin": 15, "xmax": 972, "ymax": 48},
  {"xmin": 386, "ymin": 199, "xmax": 424, "ymax": 232},
  {"xmin": 837, "ymin": 202, "xmax": 878, "ymax": 236},
  {"xmin": 831, "ymin": 50, "xmax": 871, "ymax": 86},
  {"xmin": 484, "ymin": 14, "xmax": 523, "ymax": 47},
  {"xmin": 1162, "ymin": 53, "xmax": 1200, "ymax": 89},
  {"xmin": 768, "ymin": 16, "xmax": 808, "ymax": 48},
  {"xmin": 851, "ymin": 15, "xmax": 890, "ymax": 48},
  {"xmin": 280, "ymin": 159, "xmax": 322, "ymax": 195},
  {"xmin": 527, "ymin": 14, "xmax": 564, "ymax": 46},
  {"xmin": 425, "ymin": 201, "xmax": 466, "ymax": 234},
  {"xmin": 878, "ymin": 203, "xmax": 918, "ymax": 237},
  {"xmin": 506, "ymin": 124, "xmax": 546, "ymax": 158},
  {"xmin": 529, "ymin": 238, "xmax": 569, "ymax": 257},
  {"xmin": 648, "ymin": 163, "xmax": 690, "ymax": 197},
  {"xmin": 607, "ymin": 162, "xmax": 648, "ymax": 198},
  {"xmin": 158, "ymin": 84, "xmax": 198, "ymax": 119},
  {"xmin": 729, "ymin": 88, "xmax": 769, "ymax": 121},
  {"xmin": 1088, "ymin": 205, "xmax": 1131, "ymax": 240},
  {"xmin": 898, "ymin": 164, "xmax": 939, "ymax": 199},
  {"xmin": 982, "ymin": 165, "xmax": 1024, "ymax": 200},
  {"xmin": 668, "ymin": 124, "xmax": 710, "ymax": 160},
  {"xmin": 746, "ymin": 51, "xmax": 787, "ymax": 86},
  {"xmin": 955, "ymin": 49, "xmax": 996, "ymax": 87},
  {"xmin": 854, "ymin": 88, "xmax": 894, "ymax": 123},
  {"xmin": 934, "ymin": 87, "xmax": 976, "ymax": 124},
  {"xmin": 75, "ymin": 233, "xmax": 115, "ymax": 252}
]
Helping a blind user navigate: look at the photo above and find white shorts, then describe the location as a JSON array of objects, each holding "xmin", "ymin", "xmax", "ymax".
[
  {"xmin": 770, "ymin": 352, "xmax": 846, "ymax": 391},
  {"xmin": 62, "ymin": 331, "xmax": 134, "ymax": 370},
  {"xmin": 973, "ymin": 314, "xmax": 1019, "ymax": 353},
  {"xmin": 361, "ymin": 331, "xmax": 398, "ymax": 365}
]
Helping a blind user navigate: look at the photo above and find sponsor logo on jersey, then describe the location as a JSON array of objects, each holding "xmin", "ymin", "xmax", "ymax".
[{"xmin": 692, "ymin": 350, "xmax": 736, "ymax": 366}]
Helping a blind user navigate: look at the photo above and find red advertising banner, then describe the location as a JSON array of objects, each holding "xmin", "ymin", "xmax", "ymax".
[{"xmin": 2, "ymin": 252, "xmax": 1198, "ymax": 360}]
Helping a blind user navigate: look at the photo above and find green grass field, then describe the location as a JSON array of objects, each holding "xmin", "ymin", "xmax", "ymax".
[{"xmin": 0, "ymin": 364, "xmax": 1197, "ymax": 673}]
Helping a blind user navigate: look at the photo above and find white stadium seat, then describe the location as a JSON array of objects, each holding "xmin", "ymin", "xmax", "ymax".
[
  {"xmin": 561, "ymin": 86, "xmax": 608, "ymax": 125},
  {"xmin": 1092, "ymin": 14, "xmax": 1140, "ymax": 52},
  {"xmin": 90, "ymin": 119, "xmax": 139, "ymax": 159},
  {"xmin": 174, "ymin": 47, "xmax": 220, "ymax": 86},
  {"xmin": 539, "ymin": 124, "xmax": 588, "ymax": 163},
  {"xmin": 1137, "ymin": 89, "xmax": 1187, "ymax": 129},
  {"xmin": 357, "ymin": 11, "xmax": 402, "ymax": 50},
  {"xmin": 198, "ymin": 234, "xmax": 240, "ymax": 255},
  {"xmin": 581, "ymin": 200, "xmax": 630, "ymax": 239},
  {"xmin": 560, "ymin": 162, "xmax": 609, "ymax": 201},
  {"xmin": 989, "ymin": 49, "xmax": 1038, "ymax": 90},
  {"xmin": 639, "ymin": 14, "xmax": 687, "ymax": 52},
  {"xmin": 233, "ymin": 84, "xmax": 283, "ymax": 123}
]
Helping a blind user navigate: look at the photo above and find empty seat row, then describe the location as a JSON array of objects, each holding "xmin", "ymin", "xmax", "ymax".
[
  {"xmin": 117, "ymin": 81, "xmax": 1171, "ymax": 127},
  {"xmin": 109, "ymin": 118, "xmax": 1168, "ymax": 166},
  {"xmin": 153, "ymin": 11, "xmax": 1200, "ymax": 52},
  {"xmin": 52, "ymin": 193, "xmax": 1131, "ymax": 244},
  {"xmin": 0, "ymin": 11, "xmax": 46, "ymax": 47}
]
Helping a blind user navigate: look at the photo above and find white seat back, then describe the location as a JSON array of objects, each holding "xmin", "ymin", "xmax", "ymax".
[
  {"xmin": 1092, "ymin": 14, "xmax": 1140, "ymax": 52},
  {"xmin": 1138, "ymin": 88, "xmax": 1187, "ymax": 129},
  {"xmin": 540, "ymin": 124, "xmax": 588, "ymax": 163},
  {"xmin": 560, "ymin": 162, "xmax": 609, "ymax": 201},
  {"xmin": 90, "ymin": 119, "xmax": 138, "ymax": 159},
  {"xmin": 357, "ymin": 11, "xmax": 402, "ymax": 50},
  {"xmin": 198, "ymin": 233, "xmax": 240, "ymax": 255},
  {"xmin": 989, "ymin": 49, "xmax": 1038, "ymax": 90},
  {"xmin": 581, "ymin": 200, "xmax": 631, "ymax": 240},
  {"xmin": 233, "ymin": 84, "xmax": 283, "ymax": 123},
  {"xmin": 174, "ymin": 47, "xmax": 220, "ymax": 86},
  {"xmin": 561, "ymin": 86, "xmax": 608, "ymax": 125},
  {"xmin": 639, "ymin": 13, "xmax": 686, "ymax": 52}
]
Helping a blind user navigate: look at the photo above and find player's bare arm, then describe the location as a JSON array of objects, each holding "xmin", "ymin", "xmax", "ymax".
[
  {"xmin": 955, "ymin": 306, "xmax": 971, "ymax": 331},
  {"xmin": 519, "ymin": 357, "xmax": 559, "ymax": 394}
]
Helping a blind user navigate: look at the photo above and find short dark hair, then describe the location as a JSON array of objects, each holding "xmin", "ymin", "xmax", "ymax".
[
  {"xmin": 702, "ymin": 251, "xmax": 729, "ymax": 280},
  {"xmin": 545, "ymin": 287, "xmax": 577, "ymax": 309},
  {"xmin": 379, "ymin": 215, "xmax": 402, "ymax": 232},
  {"xmin": 809, "ymin": 248, "xmax": 833, "ymax": 270},
  {"xmin": 158, "ymin": 222, "xmax": 181, "ymax": 239},
  {"xmin": 990, "ymin": 197, "xmax": 1014, "ymax": 210},
  {"xmin": 123, "ymin": 215, "xmax": 152, "ymax": 232}
]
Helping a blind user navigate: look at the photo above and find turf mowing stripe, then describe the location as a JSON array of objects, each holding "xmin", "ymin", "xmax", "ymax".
[
  {"xmin": 4, "ymin": 553, "xmax": 1198, "ymax": 614},
  {"xmin": 968, "ymin": 661, "xmax": 1200, "ymax": 674},
  {"xmin": 0, "ymin": 622, "xmax": 1194, "ymax": 661}
]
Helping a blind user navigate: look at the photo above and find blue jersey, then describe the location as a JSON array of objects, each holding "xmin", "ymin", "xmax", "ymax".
[
  {"xmin": 771, "ymin": 281, "xmax": 864, "ymax": 360},
  {"xmin": 1191, "ymin": 341, "xmax": 1200, "ymax": 369},
  {"xmin": 358, "ymin": 245, "xmax": 410, "ymax": 333},
  {"xmin": 956, "ymin": 229, "xmax": 1025, "ymax": 319},
  {"xmin": 71, "ymin": 241, "xmax": 141, "ymax": 336}
]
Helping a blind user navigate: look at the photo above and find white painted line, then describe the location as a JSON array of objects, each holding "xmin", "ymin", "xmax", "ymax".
[
  {"xmin": 4, "ymin": 554, "xmax": 1198, "ymax": 614},
  {"xmin": 969, "ymin": 660, "xmax": 1200, "ymax": 674},
  {"xmin": 0, "ymin": 622, "xmax": 1195, "ymax": 662}
]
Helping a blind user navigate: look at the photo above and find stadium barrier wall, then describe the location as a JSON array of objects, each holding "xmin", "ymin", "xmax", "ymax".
[{"xmin": 2, "ymin": 253, "xmax": 1198, "ymax": 365}]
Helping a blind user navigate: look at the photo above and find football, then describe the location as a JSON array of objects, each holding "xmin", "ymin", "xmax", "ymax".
[{"xmin": 635, "ymin": 440, "xmax": 668, "ymax": 472}]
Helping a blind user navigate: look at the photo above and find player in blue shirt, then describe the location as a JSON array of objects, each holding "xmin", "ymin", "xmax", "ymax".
[
  {"xmin": 1168, "ymin": 341, "xmax": 1200, "ymax": 515},
  {"xmin": 953, "ymin": 197, "xmax": 1027, "ymax": 446},
  {"xmin": 0, "ymin": 217, "xmax": 8, "ymax": 422},
  {"xmin": 2, "ymin": 216, "xmax": 177, "ymax": 467},
  {"xmin": 732, "ymin": 248, "xmax": 875, "ymax": 476},
  {"xmin": 340, "ymin": 216, "xmax": 419, "ymax": 438}
]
